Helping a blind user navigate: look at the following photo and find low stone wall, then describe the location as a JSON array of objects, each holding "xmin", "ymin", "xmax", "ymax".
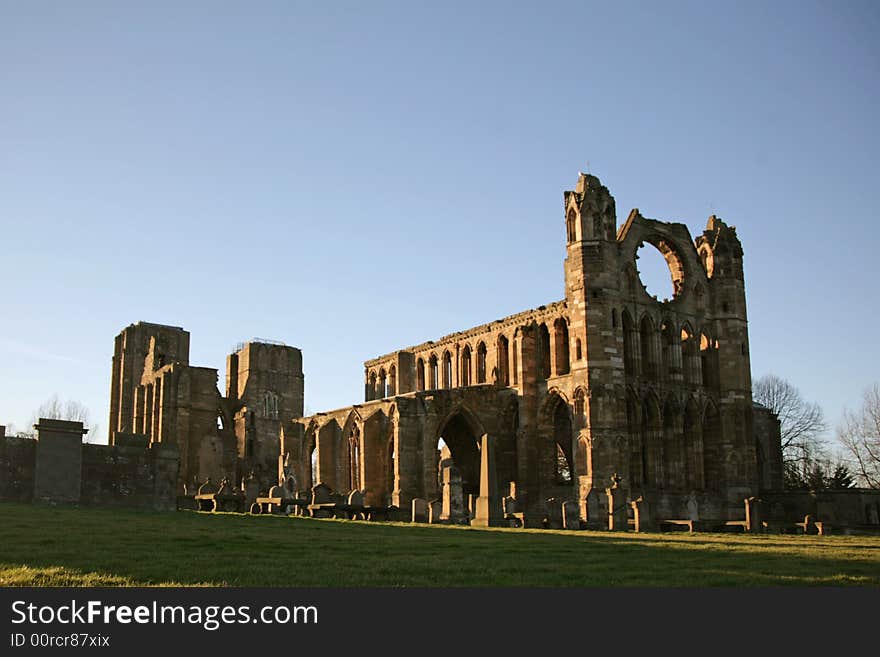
[
  {"xmin": 0, "ymin": 436, "xmax": 37, "ymax": 503},
  {"xmin": 761, "ymin": 489, "xmax": 880, "ymax": 526},
  {"xmin": 0, "ymin": 421, "xmax": 179, "ymax": 512},
  {"xmin": 81, "ymin": 440, "xmax": 179, "ymax": 512}
]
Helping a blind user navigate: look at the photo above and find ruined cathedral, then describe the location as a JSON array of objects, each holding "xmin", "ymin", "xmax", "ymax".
[{"xmin": 106, "ymin": 173, "xmax": 785, "ymax": 525}]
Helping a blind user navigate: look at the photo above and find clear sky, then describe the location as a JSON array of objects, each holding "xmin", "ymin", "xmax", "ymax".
[{"xmin": 1, "ymin": 1, "xmax": 877, "ymax": 446}]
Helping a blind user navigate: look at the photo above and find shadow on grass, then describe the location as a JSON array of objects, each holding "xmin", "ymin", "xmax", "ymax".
[{"xmin": 1, "ymin": 503, "xmax": 878, "ymax": 587}]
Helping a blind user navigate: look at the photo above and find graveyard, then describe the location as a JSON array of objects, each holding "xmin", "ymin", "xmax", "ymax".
[{"xmin": 0, "ymin": 502, "xmax": 877, "ymax": 587}]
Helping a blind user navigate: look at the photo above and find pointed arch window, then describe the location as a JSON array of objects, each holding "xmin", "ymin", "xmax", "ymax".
[{"xmin": 476, "ymin": 342, "xmax": 487, "ymax": 383}]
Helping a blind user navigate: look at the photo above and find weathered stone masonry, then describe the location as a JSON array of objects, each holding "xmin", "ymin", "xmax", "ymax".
[
  {"xmin": 285, "ymin": 173, "xmax": 787, "ymax": 525},
  {"xmin": 107, "ymin": 322, "xmax": 303, "ymax": 494},
  {"xmin": 0, "ymin": 420, "xmax": 178, "ymax": 511}
]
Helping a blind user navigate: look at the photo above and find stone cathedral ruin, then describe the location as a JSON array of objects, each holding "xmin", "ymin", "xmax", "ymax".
[
  {"xmin": 4, "ymin": 173, "xmax": 879, "ymax": 531},
  {"xmin": 109, "ymin": 172, "xmax": 782, "ymax": 525}
]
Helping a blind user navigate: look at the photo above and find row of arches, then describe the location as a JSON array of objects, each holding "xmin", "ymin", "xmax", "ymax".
[
  {"xmin": 625, "ymin": 392, "xmax": 714, "ymax": 491},
  {"xmin": 536, "ymin": 318, "xmax": 574, "ymax": 379},
  {"xmin": 414, "ymin": 333, "xmax": 515, "ymax": 393},
  {"xmin": 539, "ymin": 388, "xmax": 733, "ymax": 495},
  {"xmin": 366, "ymin": 366, "xmax": 398, "ymax": 401},
  {"xmin": 300, "ymin": 411, "xmax": 394, "ymax": 503},
  {"xmin": 296, "ymin": 397, "xmax": 523, "ymax": 510},
  {"xmin": 365, "ymin": 314, "xmax": 590, "ymax": 402},
  {"xmin": 621, "ymin": 311, "xmax": 719, "ymax": 388}
]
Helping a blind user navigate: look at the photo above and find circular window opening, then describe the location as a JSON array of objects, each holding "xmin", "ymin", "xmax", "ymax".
[{"xmin": 635, "ymin": 242, "xmax": 680, "ymax": 302}]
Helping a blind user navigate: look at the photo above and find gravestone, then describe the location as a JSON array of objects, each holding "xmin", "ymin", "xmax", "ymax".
[
  {"xmin": 631, "ymin": 495, "xmax": 655, "ymax": 532},
  {"xmin": 606, "ymin": 473, "xmax": 627, "ymax": 531},
  {"xmin": 348, "ymin": 489, "xmax": 365, "ymax": 508},
  {"xmin": 411, "ymin": 497, "xmax": 428, "ymax": 523},
  {"xmin": 744, "ymin": 497, "xmax": 763, "ymax": 533},
  {"xmin": 545, "ymin": 498, "xmax": 563, "ymax": 529},
  {"xmin": 428, "ymin": 499, "xmax": 442, "ymax": 524},
  {"xmin": 562, "ymin": 500, "xmax": 580, "ymax": 530},
  {"xmin": 242, "ymin": 474, "xmax": 261, "ymax": 508},
  {"xmin": 441, "ymin": 464, "xmax": 468, "ymax": 524},
  {"xmin": 586, "ymin": 489, "xmax": 604, "ymax": 527},
  {"xmin": 198, "ymin": 478, "xmax": 217, "ymax": 496},
  {"xmin": 473, "ymin": 433, "xmax": 502, "ymax": 527},
  {"xmin": 311, "ymin": 483, "xmax": 333, "ymax": 505}
]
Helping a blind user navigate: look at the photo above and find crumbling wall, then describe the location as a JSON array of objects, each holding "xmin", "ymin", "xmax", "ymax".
[
  {"xmin": 80, "ymin": 435, "xmax": 179, "ymax": 511},
  {"xmin": 0, "ymin": 436, "xmax": 37, "ymax": 503},
  {"xmin": 0, "ymin": 422, "xmax": 178, "ymax": 511}
]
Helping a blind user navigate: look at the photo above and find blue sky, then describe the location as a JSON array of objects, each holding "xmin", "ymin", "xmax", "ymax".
[{"xmin": 1, "ymin": 1, "xmax": 877, "ymax": 444}]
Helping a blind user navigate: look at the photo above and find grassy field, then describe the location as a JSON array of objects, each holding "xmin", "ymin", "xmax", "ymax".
[{"xmin": 1, "ymin": 502, "xmax": 878, "ymax": 587}]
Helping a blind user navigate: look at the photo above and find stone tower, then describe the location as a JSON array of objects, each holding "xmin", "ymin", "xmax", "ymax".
[
  {"xmin": 561, "ymin": 172, "xmax": 758, "ymax": 518},
  {"xmin": 226, "ymin": 341, "xmax": 304, "ymax": 490}
]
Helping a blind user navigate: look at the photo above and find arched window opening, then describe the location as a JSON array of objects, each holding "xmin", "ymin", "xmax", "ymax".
[
  {"xmin": 640, "ymin": 316, "xmax": 657, "ymax": 379},
  {"xmin": 553, "ymin": 400, "xmax": 573, "ymax": 484},
  {"xmin": 554, "ymin": 318, "xmax": 570, "ymax": 375},
  {"xmin": 612, "ymin": 308, "xmax": 618, "ymax": 329},
  {"xmin": 539, "ymin": 324, "xmax": 551, "ymax": 379},
  {"xmin": 574, "ymin": 389, "xmax": 586, "ymax": 429},
  {"xmin": 429, "ymin": 355, "xmax": 438, "ymax": 390},
  {"xmin": 703, "ymin": 404, "xmax": 722, "ymax": 487},
  {"xmin": 442, "ymin": 351, "xmax": 452, "ymax": 389},
  {"xmin": 622, "ymin": 311, "xmax": 636, "ymax": 377},
  {"xmin": 387, "ymin": 437, "xmax": 396, "ymax": 501},
  {"xmin": 476, "ymin": 342, "xmax": 487, "ymax": 383},
  {"xmin": 460, "ymin": 345, "xmax": 472, "ymax": 387},
  {"xmin": 349, "ymin": 426, "xmax": 361, "ymax": 491},
  {"xmin": 388, "ymin": 365, "xmax": 396, "ymax": 396},
  {"xmin": 416, "ymin": 358, "xmax": 426, "ymax": 391},
  {"xmin": 378, "ymin": 369, "xmax": 387, "ymax": 399},
  {"xmin": 661, "ymin": 321, "xmax": 677, "ymax": 380},
  {"xmin": 309, "ymin": 442, "xmax": 318, "ymax": 487},
  {"xmin": 576, "ymin": 436, "xmax": 589, "ymax": 477},
  {"xmin": 512, "ymin": 339, "xmax": 518, "ymax": 384},
  {"xmin": 641, "ymin": 399, "xmax": 657, "ymax": 486},
  {"xmin": 566, "ymin": 208, "xmax": 577, "ymax": 243},
  {"xmin": 627, "ymin": 395, "xmax": 641, "ymax": 488},
  {"xmin": 262, "ymin": 391, "xmax": 279, "ymax": 419},
  {"xmin": 681, "ymin": 327, "xmax": 697, "ymax": 384},
  {"xmin": 700, "ymin": 333, "xmax": 716, "ymax": 388},
  {"xmin": 683, "ymin": 401, "xmax": 702, "ymax": 489},
  {"xmin": 497, "ymin": 335, "xmax": 510, "ymax": 385},
  {"xmin": 556, "ymin": 444, "xmax": 572, "ymax": 483},
  {"xmin": 575, "ymin": 338, "xmax": 582, "ymax": 361},
  {"xmin": 368, "ymin": 371, "xmax": 377, "ymax": 401}
]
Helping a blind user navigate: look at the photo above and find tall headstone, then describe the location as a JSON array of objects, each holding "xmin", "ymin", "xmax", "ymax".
[
  {"xmin": 605, "ymin": 472, "xmax": 627, "ymax": 531},
  {"xmin": 686, "ymin": 492, "xmax": 700, "ymax": 521},
  {"xmin": 411, "ymin": 498, "xmax": 428, "ymax": 523},
  {"xmin": 562, "ymin": 500, "xmax": 580, "ymax": 530},
  {"xmin": 428, "ymin": 499, "xmax": 442, "ymax": 524},
  {"xmin": 472, "ymin": 433, "xmax": 502, "ymax": 527},
  {"xmin": 441, "ymin": 464, "xmax": 467, "ymax": 524},
  {"xmin": 744, "ymin": 496, "xmax": 763, "ymax": 534},
  {"xmin": 545, "ymin": 498, "xmax": 563, "ymax": 529},
  {"xmin": 631, "ymin": 495, "xmax": 655, "ymax": 532},
  {"xmin": 33, "ymin": 419, "xmax": 87, "ymax": 505}
]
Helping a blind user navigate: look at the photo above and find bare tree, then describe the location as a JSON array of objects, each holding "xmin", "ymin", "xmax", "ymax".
[
  {"xmin": 29, "ymin": 394, "xmax": 97, "ymax": 443},
  {"xmin": 839, "ymin": 383, "xmax": 880, "ymax": 489},
  {"xmin": 753, "ymin": 374, "xmax": 826, "ymax": 466}
]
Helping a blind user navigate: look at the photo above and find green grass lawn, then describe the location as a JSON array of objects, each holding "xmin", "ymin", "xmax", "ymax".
[{"xmin": 1, "ymin": 502, "xmax": 878, "ymax": 587}]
